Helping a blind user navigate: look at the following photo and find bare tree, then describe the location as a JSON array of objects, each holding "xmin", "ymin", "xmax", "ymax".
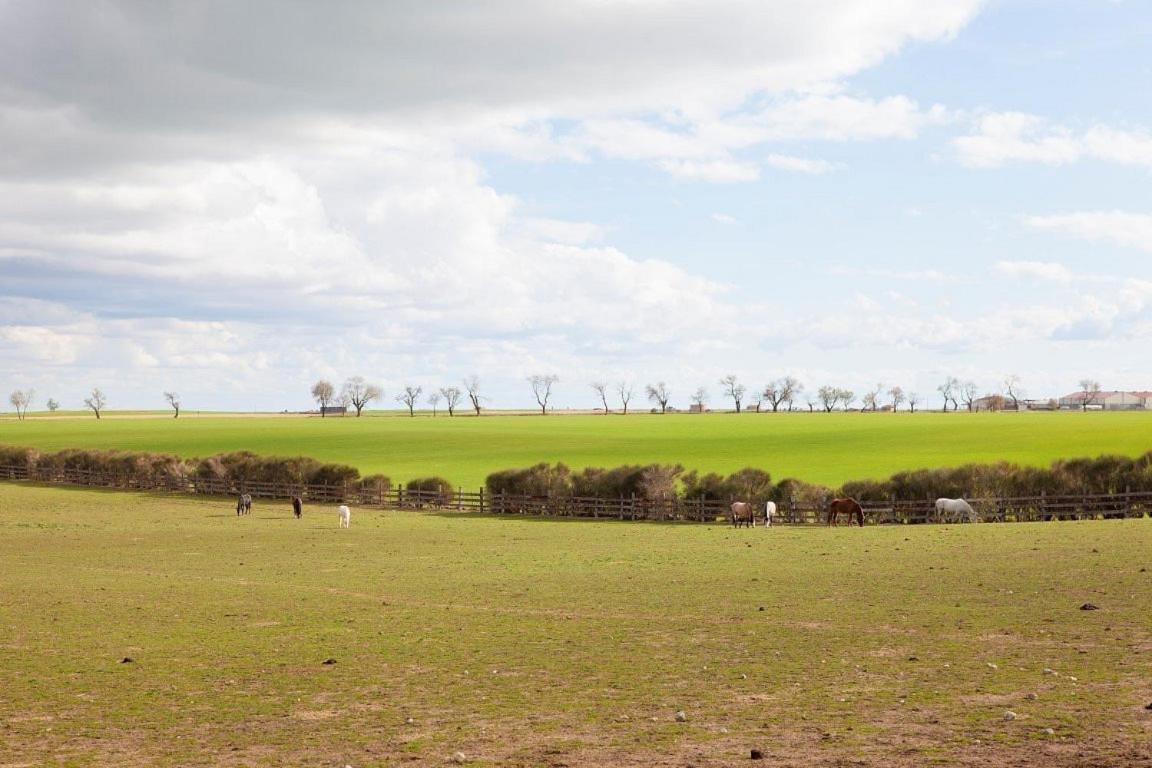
[
  {"xmin": 817, "ymin": 385, "xmax": 838, "ymax": 413},
  {"xmin": 427, "ymin": 391, "xmax": 441, "ymax": 416},
  {"xmin": 888, "ymin": 385, "xmax": 906, "ymax": 412},
  {"xmin": 528, "ymin": 374, "xmax": 558, "ymax": 415},
  {"xmin": 691, "ymin": 386, "xmax": 709, "ymax": 411},
  {"xmin": 1078, "ymin": 379, "xmax": 1102, "ymax": 412},
  {"xmin": 617, "ymin": 382, "xmax": 634, "ymax": 415},
  {"xmin": 837, "ymin": 388, "xmax": 856, "ymax": 411},
  {"xmin": 439, "ymin": 386, "xmax": 462, "ymax": 416},
  {"xmin": 645, "ymin": 382, "xmax": 671, "ymax": 413},
  {"xmin": 862, "ymin": 383, "xmax": 883, "ymax": 412},
  {"xmin": 396, "ymin": 385, "xmax": 423, "ymax": 417},
  {"xmin": 342, "ymin": 376, "xmax": 382, "ymax": 417},
  {"xmin": 763, "ymin": 376, "xmax": 800, "ymax": 412},
  {"xmin": 311, "ymin": 380, "xmax": 335, "ymax": 416},
  {"xmin": 783, "ymin": 378, "xmax": 803, "ymax": 411},
  {"xmin": 908, "ymin": 392, "xmax": 921, "ymax": 413},
  {"xmin": 464, "ymin": 375, "xmax": 483, "ymax": 416},
  {"xmin": 9, "ymin": 389, "xmax": 33, "ymax": 420},
  {"xmin": 937, "ymin": 376, "xmax": 960, "ymax": 412},
  {"xmin": 590, "ymin": 381, "xmax": 611, "ymax": 414},
  {"xmin": 961, "ymin": 381, "xmax": 979, "ymax": 412},
  {"xmin": 46, "ymin": 398, "xmax": 59, "ymax": 413},
  {"xmin": 1004, "ymin": 375, "xmax": 1024, "ymax": 411},
  {"xmin": 719, "ymin": 375, "xmax": 745, "ymax": 413},
  {"xmin": 163, "ymin": 391, "xmax": 180, "ymax": 419},
  {"xmin": 84, "ymin": 388, "xmax": 106, "ymax": 419}
]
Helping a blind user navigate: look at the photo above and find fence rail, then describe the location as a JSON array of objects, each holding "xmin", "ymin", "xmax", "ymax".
[{"xmin": 2, "ymin": 464, "xmax": 1150, "ymax": 524}]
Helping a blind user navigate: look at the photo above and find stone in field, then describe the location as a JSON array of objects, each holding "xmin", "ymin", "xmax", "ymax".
[
  {"xmin": 1003, "ymin": 711, "xmax": 1017, "ymax": 721},
  {"xmin": 1079, "ymin": 603, "xmax": 1100, "ymax": 611},
  {"xmin": 750, "ymin": 748, "xmax": 764, "ymax": 759},
  {"xmin": 322, "ymin": 658, "xmax": 337, "ymax": 665},
  {"xmin": 450, "ymin": 751, "xmax": 467, "ymax": 763},
  {"xmin": 675, "ymin": 710, "xmax": 688, "ymax": 722}
]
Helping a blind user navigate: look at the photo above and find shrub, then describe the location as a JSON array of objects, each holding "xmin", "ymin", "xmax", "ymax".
[
  {"xmin": 0, "ymin": 445, "xmax": 39, "ymax": 469},
  {"xmin": 406, "ymin": 476, "xmax": 454, "ymax": 504},
  {"xmin": 359, "ymin": 474, "xmax": 393, "ymax": 494},
  {"xmin": 486, "ymin": 463, "xmax": 573, "ymax": 497}
]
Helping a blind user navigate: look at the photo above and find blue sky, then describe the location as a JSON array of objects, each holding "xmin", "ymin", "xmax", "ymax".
[{"xmin": 1, "ymin": 0, "xmax": 1150, "ymax": 412}]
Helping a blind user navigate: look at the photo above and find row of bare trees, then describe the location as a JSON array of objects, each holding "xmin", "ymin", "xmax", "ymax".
[{"xmin": 309, "ymin": 376, "xmax": 485, "ymax": 417}]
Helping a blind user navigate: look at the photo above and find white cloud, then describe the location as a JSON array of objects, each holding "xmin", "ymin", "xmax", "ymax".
[
  {"xmin": 764, "ymin": 154, "xmax": 836, "ymax": 174},
  {"xmin": 993, "ymin": 260, "xmax": 1075, "ymax": 283},
  {"xmin": 955, "ymin": 112, "xmax": 1152, "ymax": 169},
  {"xmin": 710, "ymin": 213, "xmax": 737, "ymax": 224},
  {"xmin": 1025, "ymin": 211, "xmax": 1152, "ymax": 254},
  {"xmin": 571, "ymin": 93, "xmax": 943, "ymax": 181},
  {"xmin": 657, "ymin": 158, "xmax": 762, "ymax": 182}
]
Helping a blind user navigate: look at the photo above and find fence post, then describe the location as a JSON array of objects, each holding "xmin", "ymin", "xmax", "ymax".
[{"xmin": 479, "ymin": 487, "xmax": 485, "ymax": 514}]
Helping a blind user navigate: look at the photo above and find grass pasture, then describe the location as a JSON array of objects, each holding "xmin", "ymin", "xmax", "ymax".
[
  {"xmin": 1, "ymin": 483, "xmax": 1150, "ymax": 766},
  {"xmin": 5, "ymin": 410, "xmax": 1152, "ymax": 488}
]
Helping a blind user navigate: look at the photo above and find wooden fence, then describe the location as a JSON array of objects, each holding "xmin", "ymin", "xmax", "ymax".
[{"xmin": 2, "ymin": 464, "xmax": 1150, "ymax": 524}]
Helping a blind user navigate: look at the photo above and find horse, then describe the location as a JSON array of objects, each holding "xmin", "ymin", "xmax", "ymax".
[
  {"xmin": 337, "ymin": 505, "xmax": 351, "ymax": 528},
  {"xmin": 292, "ymin": 495, "xmax": 303, "ymax": 519},
  {"xmin": 730, "ymin": 501, "xmax": 754, "ymax": 528},
  {"xmin": 935, "ymin": 497, "xmax": 977, "ymax": 523},
  {"xmin": 236, "ymin": 493, "xmax": 252, "ymax": 516},
  {"xmin": 827, "ymin": 498, "xmax": 864, "ymax": 526},
  {"xmin": 764, "ymin": 501, "xmax": 777, "ymax": 528}
]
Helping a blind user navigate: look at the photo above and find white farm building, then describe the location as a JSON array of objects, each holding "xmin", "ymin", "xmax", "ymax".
[{"xmin": 1057, "ymin": 390, "xmax": 1152, "ymax": 411}]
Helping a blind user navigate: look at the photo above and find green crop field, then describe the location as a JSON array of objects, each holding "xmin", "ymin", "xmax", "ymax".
[
  {"xmin": 4, "ymin": 410, "xmax": 1152, "ymax": 489},
  {"xmin": 1, "ymin": 483, "xmax": 1149, "ymax": 766}
]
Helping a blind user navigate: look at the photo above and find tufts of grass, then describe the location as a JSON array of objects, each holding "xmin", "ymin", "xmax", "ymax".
[{"xmin": 0, "ymin": 483, "xmax": 1149, "ymax": 765}]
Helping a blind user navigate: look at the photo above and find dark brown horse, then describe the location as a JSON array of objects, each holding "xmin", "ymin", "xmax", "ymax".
[
  {"xmin": 730, "ymin": 501, "xmax": 754, "ymax": 528},
  {"xmin": 827, "ymin": 498, "xmax": 864, "ymax": 526}
]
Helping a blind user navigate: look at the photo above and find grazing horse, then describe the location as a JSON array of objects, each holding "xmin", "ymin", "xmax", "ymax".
[
  {"xmin": 236, "ymin": 493, "xmax": 252, "ymax": 516},
  {"xmin": 827, "ymin": 498, "xmax": 864, "ymax": 527},
  {"xmin": 935, "ymin": 497, "xmax": 977, "ymax": 523},
  {"xmin": 730, "ymin": 501, "xmax": 754, "ymax": 528},
  {"xmin": 337, "ymin": 505, "xmax": 351, "ymax": 528},
  {"xmin": 764, "ymin": 501, "xmax": 777, "ymax": 528},
  {"xmin": 292, "ymin": 495, "xmax": 303, "ymax": 519}
]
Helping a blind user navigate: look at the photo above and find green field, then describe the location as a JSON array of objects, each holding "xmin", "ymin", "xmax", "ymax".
[
  {"xmin": 4, "ymin": 410, "xmax": 1152, "ymax": 489},
  {"xmin": 1, "ymin": 483, "xmax": 1149, "ymax": 766}
]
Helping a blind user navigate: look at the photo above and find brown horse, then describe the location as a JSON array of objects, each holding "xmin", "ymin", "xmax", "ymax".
[
  {"xmin": 827, "ymin": 497, "xmax": 864, "ymax": 526},
  {"xmin": 730, "ymin": 501, "xmax": 755, "ymax": 528}
]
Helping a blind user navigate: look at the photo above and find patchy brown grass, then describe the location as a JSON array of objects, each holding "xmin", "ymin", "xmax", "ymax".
[{"xmin": 1, "ymin": 483, "xmax": 1149, "ymax": 766}]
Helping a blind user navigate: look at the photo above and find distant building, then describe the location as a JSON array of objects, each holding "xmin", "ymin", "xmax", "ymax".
[
  {"xmin": 1057, "ymin": 391, "xmax": 1149, "ymax": 411},
  {"xmin": 973, "ymin": 394, "xmax": 1008, "ymax": 411},
  {"xmin": 320, "ymin": 405, "xmax": 348, "ymax": 416}
]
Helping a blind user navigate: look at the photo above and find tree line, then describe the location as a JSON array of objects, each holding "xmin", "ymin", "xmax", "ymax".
[{"xmin": 2, "ymin": 374, "xmax": 1110, "ymax": 419}]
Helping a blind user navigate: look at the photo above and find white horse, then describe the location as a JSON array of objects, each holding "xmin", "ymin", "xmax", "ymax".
[
  {"xmin": 763, "ymin": 501, "xmax": 777, "ymax": 528},
  {"xmin": 935, "ymin": 498, "xmax": 977, "ymax": 523},
  {"xmin": 337, "ymin": 505, "xmax": 351, "ymax": 528}
]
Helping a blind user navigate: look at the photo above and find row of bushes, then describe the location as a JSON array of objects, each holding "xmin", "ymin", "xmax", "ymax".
[
  {"xmin": 842, "ymin": 452, "xmax": 1152, "ymax": 502},
  {"xmin": 0, "ymin": 444, "xmax": 467, "ymax": 499},
  {"xmin": 0, "ymin": 445, "xmax": 377, "ymax": 490},
  {"xmin": 484, "ymin": 451, "xmax": 1152, "ymax": 505},
  {"xmin": 484, "ymin": 462, "xmax": 828, "ymax": 504},
  {"xmin": 6, "ymin": 444, "xmax": 1152, "ymax": 504}
]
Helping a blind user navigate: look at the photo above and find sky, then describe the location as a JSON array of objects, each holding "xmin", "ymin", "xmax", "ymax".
[{"xmin": 2, "ymin": 0, "xmax": 1151, "ymax": 412}]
